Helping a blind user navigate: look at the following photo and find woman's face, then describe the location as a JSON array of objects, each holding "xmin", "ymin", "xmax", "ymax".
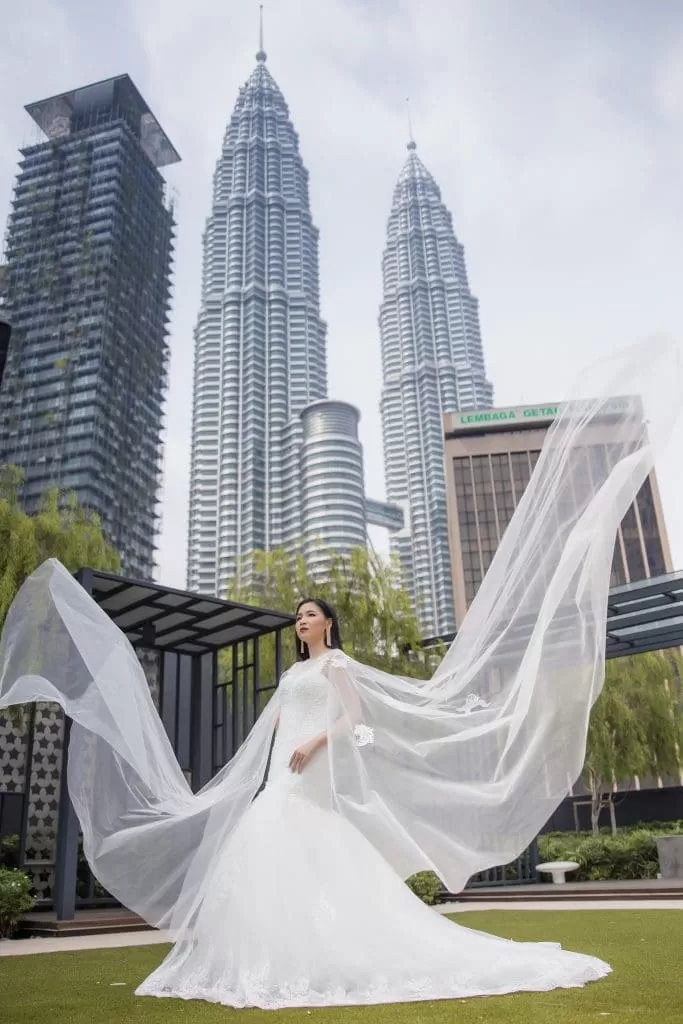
[{"xmin": 295, "ymin": 601, "xmax": 330, "ymax": 648}]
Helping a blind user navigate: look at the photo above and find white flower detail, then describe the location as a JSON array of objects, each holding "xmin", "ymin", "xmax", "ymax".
[
  {"xmin": 353, "ymin": 723, "xmax": 375, "ymax": 747},
  {"xmin": 456, "ymin": 693, "xmax": 490, "ymax": 715}
]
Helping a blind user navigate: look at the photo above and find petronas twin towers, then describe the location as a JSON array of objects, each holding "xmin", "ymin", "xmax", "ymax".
[
  {"xmin": 187, "ymin": 50, "xmax": 328, "ymax": 596},
  {"xmin": 187, "ymin": 45, "xmax": 493, "ymax": 635},
  {"xmin": 380, "ymin": 143, "xmax": 493, "ymax": 633}
]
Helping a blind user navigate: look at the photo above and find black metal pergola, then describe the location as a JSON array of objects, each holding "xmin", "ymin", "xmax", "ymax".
[
  {"xmin": 32, "ymin": 568, "xmax": 294, "ymax": 921},
  {"xmin": 605, "ymin": 571, "xmax": 683, "ymax": 657},
  {"xmin": 75, "ymin": 567, "xmax": 295, "ymax": 776},
  {"xmin": 420, "ymin": 571, "xmax": 683, "ymax": 663}
]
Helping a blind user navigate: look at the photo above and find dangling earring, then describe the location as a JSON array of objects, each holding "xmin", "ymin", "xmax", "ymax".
[
  {"xmin": 325, "ymin": 622, "xmax": 332, "ymax": 648},
  {"xmin": 300, "ymin": 638, "xmax": 306, "ymax": 655}
]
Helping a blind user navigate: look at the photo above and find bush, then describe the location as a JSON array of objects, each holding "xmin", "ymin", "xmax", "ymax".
[
  {"xmin": 0, "ymin": 867, "xmax": 35, "ymax": 938},
  {"xmin": 626, "ymin": 820, "xmax": 683, "ymax": 834},
  {"xmin": 0, "ymin": 835, "xmax": 19, "ymax": 869},
  {"xmin": 537, "ymin": 822, "xmax": 681, "ymax": 881},
  {"xmin": 406, "ymin": 871, "xmax": 442, "ymax": 905}
]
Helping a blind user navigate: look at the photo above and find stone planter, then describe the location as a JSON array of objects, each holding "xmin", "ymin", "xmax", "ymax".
[
  {"xmin": 536, "ymin": 860, "xmax": 579, "ymax": 884},
  {"xmin": 656, "ymin": 835, "xmax": 683, "ymax": 880}
]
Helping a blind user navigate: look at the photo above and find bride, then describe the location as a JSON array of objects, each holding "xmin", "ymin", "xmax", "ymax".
[
  {"xmin": 135, "ymin": 596, "xmax": 610, "ymax": 1008},
  {"xmin": 0, "ymin": 338, "xmax": 679, "ymax": 1009}
]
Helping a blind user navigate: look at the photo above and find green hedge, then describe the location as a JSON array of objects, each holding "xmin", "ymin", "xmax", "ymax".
[
  {"xmin": 538, "ymin": 820, "xmax": 683, "ymax": 881},
  {"xmin": 0, "ymin": 834, "xmax": 19, "ymax": 869},
  {"xmin": 0, "ymin": 867, "xmax": 35, "ymax": 938},
  {"xmin": 406, "ymin": 871, "xmax": 442, "ymax": 905}
]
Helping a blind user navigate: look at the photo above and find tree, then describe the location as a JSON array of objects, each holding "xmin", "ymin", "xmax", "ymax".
[
  {"xmin": 581, "ymin": 653, "xmax": 683, "ymax": 835},
  {"xmin": 0, "ymin": 465, "xmax": 120, "ymax": 630},
  {"xmin": 624, "ymin": 652, "xmax": 683, "ymax": 786},
  {"xmin": 582, "ymin": 663, "xmax": 645, "ymax": 836},
  {"xmin": 226, "ymin": 545, "xmax": 429, "ymax": 698},
  {"xmin": 322, "ymin": 547, "xmax": 426, "ymax": 675}
]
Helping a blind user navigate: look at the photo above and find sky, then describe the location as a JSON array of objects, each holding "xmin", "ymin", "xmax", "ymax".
[{"xmin": 2, "ymin": 0, "xmax": 683, "ymax": 588}]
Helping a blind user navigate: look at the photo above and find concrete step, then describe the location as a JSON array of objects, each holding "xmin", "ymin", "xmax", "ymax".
[
  {"xmin": 443, "ymin": 886, "xmax": 683, "ymax": 903},
  {"xmin": 19, "ymin": 912, "xmax": 150, "ymax": 938}
]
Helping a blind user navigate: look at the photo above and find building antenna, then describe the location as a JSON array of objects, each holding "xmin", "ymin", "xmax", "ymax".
[
  {"xmin": 257, "ymin": 4, "xmax": 267, "ymax": 62},
  {"xmin": 406, "ymin": 97, "xmax": 416, "ymax": 151}
]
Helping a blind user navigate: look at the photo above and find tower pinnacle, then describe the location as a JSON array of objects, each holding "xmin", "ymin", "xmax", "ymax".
[
  {"xmin": 256, "ymin": 4, "xmax": 267, "ymax": 62},
  {"xmin": 406, "ymin": 97, "xmax": 416, "ymax": 150}
]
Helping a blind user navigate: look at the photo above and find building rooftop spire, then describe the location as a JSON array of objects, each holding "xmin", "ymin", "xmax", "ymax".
[
  {"xmin": 406, "ymin": 97, "xmax": 416, "ymax": 151},
  {"xmin": 256, "ymin": 4, "xmax": 267, "ymax": 62}
]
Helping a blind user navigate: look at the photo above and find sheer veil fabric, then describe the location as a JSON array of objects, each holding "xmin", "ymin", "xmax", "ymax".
[{"xmin": 0, "ymin": 336, "xmax": 680, "ymax": 937}]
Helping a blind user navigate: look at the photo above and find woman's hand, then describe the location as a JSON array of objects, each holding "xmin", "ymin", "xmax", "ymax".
[{"xmin": 289, "ymin": 737, "xmax": 322, "ymax": 774}]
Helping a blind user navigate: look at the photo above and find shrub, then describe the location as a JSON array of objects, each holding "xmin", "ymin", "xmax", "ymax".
[
  {"xmin": 406, "ymin": 871, "xmax": 442, "ymax": 905},
  {"xmin": 0, "ymin": 835, "xmax": 19, "ymax": 869},
  {"xmin": 0, "ymin": 867, "xmax": 35, "ymax": 938},
  {"xmin": 537, "ymin": 825, "xmax": 671, "ymax": 881},
  {"xmin": 622, "ymin": 820, "xmax": 683, "ymax": 835}
]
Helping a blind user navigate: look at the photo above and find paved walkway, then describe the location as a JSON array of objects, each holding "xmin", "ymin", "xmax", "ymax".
[
  {"xmin": 0, "ymin": 929, "xmax": 170, "ymax": 957},
  {"xmin": 1, "ymin": 900, "xmax": 681, "ymax": 958}
]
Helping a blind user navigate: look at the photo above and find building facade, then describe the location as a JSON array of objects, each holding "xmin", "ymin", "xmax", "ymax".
[
  {"xmin": 0, "ymin": 316, "xmax": 9, "ymax": 389},
  {"xmin": 0, "ymin": 266, "xmax": 9, "ymax": 387},
  {"xmin": 0, "ymin": 76, "xmax": 178, "ymax": 578},
  {"xmin": 187, "ymin": 47, "xmax": 329, "ymax": 596},
  {"xmin": 379, "ymin": 141, "xmax": 493, "ymax": 636},
  {"xmin": 444, "ymin": 402, "xmax": 673, "ymax": 627},
  {"xmin": 300, "ymin": 401, "xmax": 366, "ymax": 578}
]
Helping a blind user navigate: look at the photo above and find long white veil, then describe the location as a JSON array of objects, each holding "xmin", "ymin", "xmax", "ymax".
[{"xmin": 0, "ymin": 336, "xmax": 680, "ymax": 932}]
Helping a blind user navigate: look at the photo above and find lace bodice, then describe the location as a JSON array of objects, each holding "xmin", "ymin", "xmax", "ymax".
[
  {"xmin": 266, "ymin": 652, "xmax": 341, "ymax": 806},
  {"xmin": 278, "ymin": 656, "xmax": 335, "ymax": 740}
]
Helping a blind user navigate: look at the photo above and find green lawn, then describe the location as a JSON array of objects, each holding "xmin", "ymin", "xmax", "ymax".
[{"xmin": 1, "ymin": 911, "xmax": 681, "ymax": 1024}]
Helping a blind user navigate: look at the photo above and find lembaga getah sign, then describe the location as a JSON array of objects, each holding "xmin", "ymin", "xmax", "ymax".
[{"xmin": 453, "ymin": 396, "xmax": 636, "ymax": 431}]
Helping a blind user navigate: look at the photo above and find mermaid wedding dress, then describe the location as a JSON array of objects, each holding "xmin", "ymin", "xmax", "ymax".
[{"xmin": 135, "ymin": 651, "xmax": 609, "ymax": 1009}]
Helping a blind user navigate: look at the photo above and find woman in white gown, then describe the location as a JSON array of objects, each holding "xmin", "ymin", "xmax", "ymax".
[
  {"xmin": 135, "ymin": 599, "xmax": 610, "ymax": 1009},
  {"xmin": 0, "ymin": 340, "xmax": 678, "ymax": 1009}
]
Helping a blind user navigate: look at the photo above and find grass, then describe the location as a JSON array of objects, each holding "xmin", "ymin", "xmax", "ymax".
[{"xmin": 1, "ymin": 911, "xmax": 681, "ymax": 1023}]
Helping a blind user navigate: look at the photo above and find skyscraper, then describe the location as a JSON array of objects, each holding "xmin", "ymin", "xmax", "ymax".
[
  {"xmin": 0, "ymin": 76, "xmax": 178, "ymax": 578},
  {"xmin": 187, "ymin": 44, "xmax": 328, "ymax": 596},
  {"xmin": 379, "ymin": 141, "xmax": 493, "ymax": 635},
  {"xmin": 300, "ymin": 401, "xmax": 366, "ymax": 578}
]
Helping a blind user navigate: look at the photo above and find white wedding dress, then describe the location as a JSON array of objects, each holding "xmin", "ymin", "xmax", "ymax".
[{"xmin": 136, "ymin": 653, "xmax": 611, "ymax": 1010}]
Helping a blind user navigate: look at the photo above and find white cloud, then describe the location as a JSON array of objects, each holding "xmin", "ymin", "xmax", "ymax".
[
  {"xmin": 0, "ymin": 3, "xmax": 73, "ymax": 165},
  {"xmin": 1, "ymin": 0, "xmax": 682, "ymax": 586}
]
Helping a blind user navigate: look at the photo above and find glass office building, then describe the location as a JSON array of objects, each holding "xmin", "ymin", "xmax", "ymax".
[
  {"xmin": 444, "ymin": 403, "xmax": 673, "ymax": 626},
  {"xmin": 0, "ymin": 76, "xmax": 178, "ymax": 578}
]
